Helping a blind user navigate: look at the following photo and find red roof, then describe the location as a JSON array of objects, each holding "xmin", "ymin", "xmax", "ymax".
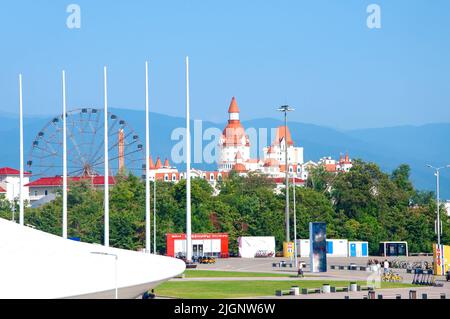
[
  {"xmin": 232, "ymin": 163, "xmax": 247, "ymax": 172},
  {"xmin": 264, "ymin": 158, "xmax": 280, "ymax": 167},
  {"xmin": 164, "ymin": 158, "xmax": 170, "ymax": 167},
  {"xmin": 222, "ymin": 126, "xmax": 249, "ymax": 147},
  {"xmin": 273, "ymin": 177, "xmax": 305, "ymax": 184},
  {"xmin": 325, "ymin": 164, "xmax": 337, "ymax": 172},
  {"xmin": 0, "ymin": 167, "xmax": 31, "ymax": 176},
  {"xmin": 149, "ymin": 156, "xmax": 155, "ymax": 169},
  {"xmin": 339, "ymin": 153, "xmax": 351, "ymax": 165},
  {"xmin": 228, "ymin": 96, "xmax": 240, "ymax": 113},
  {"xmin": 0, "ymin": 186, "xmax": 6, "ymax": 193},
  {"xmin": 221, "ymin": 97, "xmax": 250, "ymax": 147},
  {"xmin": 155, "ymin": 157, "xmax": 162, "ymax": 169},
  {"xmin": 274, "ymin": 126, "xmax": 294, "ymax": 146},
  {"xmin": 25, "ymin": 176, "xmax": 115, "ymax": 187}
]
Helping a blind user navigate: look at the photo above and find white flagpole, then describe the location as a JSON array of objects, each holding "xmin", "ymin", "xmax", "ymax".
[
  {"xmin": 153, "ymin": 179, "xmax": 156, "ymax": 254},
  {"xmin": 145, "ymin": 61, "xmax": 151, "ymax": 253},
  {"xmin": 19, "ymin": 74, "xmax": 24, "ymax": 226},
  {"xmin": 293, "ymin": 174, "xmax": 298, "ymax": 268},
  {"xmin": 62, "ymin": 71, "xmax": 68, "ymax": 238},
  {"xmin": 185, "ymin": 56, "xmax": 192, "ymax": 262},
  {"xmin": 104, "ymin": 66, "xmax": 109, "ymax": 247}
]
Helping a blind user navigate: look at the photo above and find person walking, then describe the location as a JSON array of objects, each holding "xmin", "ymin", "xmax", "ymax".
[
  {"xmin": 297, "ymin": 261, "xmax": 304, "ymax": 278},
  {"xmin": 383, "ymin": 259, "xmax": 390, "ymax": 274}
]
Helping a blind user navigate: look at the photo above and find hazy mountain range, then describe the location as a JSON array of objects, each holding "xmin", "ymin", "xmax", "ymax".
[{"xmin": 0, "ymin": 108, "xmax": 449, "ymax": 198}]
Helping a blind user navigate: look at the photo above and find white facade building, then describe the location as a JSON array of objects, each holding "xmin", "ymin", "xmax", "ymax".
[
  {"xmin": 217, "ymin": 97, "xmax": 306, "ymax": 186},
  {"xmin": 445, "ymin": 201, "xmax": 450, "ymax": 217},
  {"xmin": 261, "ymin": 125, "xmax": 304, "ymax": 179},
  {"xmin": 0, "ymin": 167, "xmax": 30, "ymax": 203},
  {"xmin": 318, "ymin": 153, "xmax": 352, "ymax": 173}
]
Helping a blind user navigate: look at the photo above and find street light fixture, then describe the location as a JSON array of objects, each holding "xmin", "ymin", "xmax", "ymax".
[
  {"xmin": 277, "ymin": 105, "xmax": 294, "ymax": 244},
  {"xmin": 292, "ymin": 173, "xmax": 298, "ymax": 268},
  {"xmin": 426, "ymin": 164, "xmax": 450, "ymax": 246},
  {"xmin": 91, "ymin": 251, "xmax": 118, "ymax": 299}
]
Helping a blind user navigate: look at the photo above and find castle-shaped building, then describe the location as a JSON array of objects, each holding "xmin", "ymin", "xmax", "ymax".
[
  {"xmin": 218, "ymin": 97, "xmax": 252, "ymax": 172},
  {"xmin": 218, "ymin": 97, "xmax": 305, "ymax": 180},
  {"xmin": 145, "ymin": 96, "xmax": 350, "ymax": 189}
]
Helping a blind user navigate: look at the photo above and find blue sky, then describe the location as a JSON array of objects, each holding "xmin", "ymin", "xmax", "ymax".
[{"xmin": 0, "ymin": 0, "xmax": 449, "ymax": 129}]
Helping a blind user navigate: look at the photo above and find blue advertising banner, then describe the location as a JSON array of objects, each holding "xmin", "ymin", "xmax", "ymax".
[{"xmin": 309, "ymin": 222, "xmax": 327, "ymax": 272}]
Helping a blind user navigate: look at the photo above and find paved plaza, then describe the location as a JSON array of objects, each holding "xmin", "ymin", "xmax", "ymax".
[{"xmin": 169, "ymin": 256, "xmax": 450, "ymax": 299}]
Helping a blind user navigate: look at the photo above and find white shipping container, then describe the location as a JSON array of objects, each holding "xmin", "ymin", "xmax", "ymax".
[
  {"xmin": 238, "ymin": 236, "xmax": 275, "ymax": 258},
  {"xmin": 326, "ymin": 239, "xmax": 348, "ymax": 257},
  {"xmin": 298, "ymin": 239, "xmax": 349, "ymax": 257},
  {"xmin": 348, "ymin": 241, "xmax": 369, "ymax": 257},
  {"xmin": 296, "ymin": 239, "xmax": 310, "ymax": 257}
]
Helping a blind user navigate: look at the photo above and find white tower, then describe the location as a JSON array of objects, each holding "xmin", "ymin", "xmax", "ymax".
[{"xmin": 218, "ymin": 97, "xmax": 250, "ymax": 172}]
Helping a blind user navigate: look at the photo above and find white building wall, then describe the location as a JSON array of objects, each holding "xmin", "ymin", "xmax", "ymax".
[
  {"xmin": 445, "ymin": 201, "xmax": 450, "ymax": 217},
  {"xmin": 219, "ymin": 144, "xmax": 251, "ymax": 172},
  {"xmin": 262, "ymin": 145, "xmax": 304, "ymax": 166},
  {"xmin": 0, "ymin": 175, "xmax": 30, "ymax": 203},
  {"xmin": 29, "ymin": 186, "xmax": 58, "ymax": 203}
]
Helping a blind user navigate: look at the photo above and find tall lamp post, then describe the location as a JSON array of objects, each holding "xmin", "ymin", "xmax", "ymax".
[
  {"xmin": 426, "ymin": 164, "xmax": 450, "ymax": 246},
  {"xmin": 277, "ymin": 105, "xmax": 294, "ymax": 244}
]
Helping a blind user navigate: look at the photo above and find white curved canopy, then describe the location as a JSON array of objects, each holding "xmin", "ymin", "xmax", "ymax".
[{"xmin": 0, "ymin": 218, "xmax": 185, "ymax": 299}]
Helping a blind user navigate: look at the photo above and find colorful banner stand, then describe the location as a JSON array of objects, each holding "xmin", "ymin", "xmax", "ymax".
[
  {"xmin": 310, "ymin": 222, "xmax": 327, "ymax": 272},
  {"xmin": 433, "ymin": 243, "xmax": 450, "ymax": 276},
  {"xmin": 283, "ymin": 241, "xmax": 294, "ymax": 258}
]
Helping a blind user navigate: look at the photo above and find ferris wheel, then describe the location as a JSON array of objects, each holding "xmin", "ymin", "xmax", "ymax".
[{"xmin": 27, "ymin": 108, "xmax": 145, "ymax": 179}]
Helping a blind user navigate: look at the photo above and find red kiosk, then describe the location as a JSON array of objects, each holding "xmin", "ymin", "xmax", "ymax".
[{"xmin": 166, "ymin": 233, "xmax": 229, "ymax": 258}]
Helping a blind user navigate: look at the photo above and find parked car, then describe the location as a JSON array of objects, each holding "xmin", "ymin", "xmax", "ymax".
[{"xmin": 198, "ymin": 256, "xmax": 216, "ymax": 264}]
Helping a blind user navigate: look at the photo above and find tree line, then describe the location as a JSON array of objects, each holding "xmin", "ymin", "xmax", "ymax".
[{"xmin": 0, "ymin": 160, "xmax": 448, "ymax": 255}]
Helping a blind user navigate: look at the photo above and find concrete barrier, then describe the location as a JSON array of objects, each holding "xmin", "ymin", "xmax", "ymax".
[
  {"xmin": 322, "ymin": 284, "xmax": 331, "ymax": 294},
  {"xmin": 290, "ymin": 286, "xmax": 300, "ymax": 296}
]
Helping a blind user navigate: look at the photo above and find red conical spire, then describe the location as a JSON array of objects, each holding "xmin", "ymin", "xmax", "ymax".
[
  {"xmin": 164, "ymin": 158, "xmax": 170, "ymax": 168},
  {"xmin": 149, "ymin": 156, "xmax": 155, "ymax": 169},
  {"xmin": 228, "ymin": 96, "xmax": 240, "ymax": 114},
  {"xmin": 155, "ymin": 157, "xmax": 162, "ymax": 169}
]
